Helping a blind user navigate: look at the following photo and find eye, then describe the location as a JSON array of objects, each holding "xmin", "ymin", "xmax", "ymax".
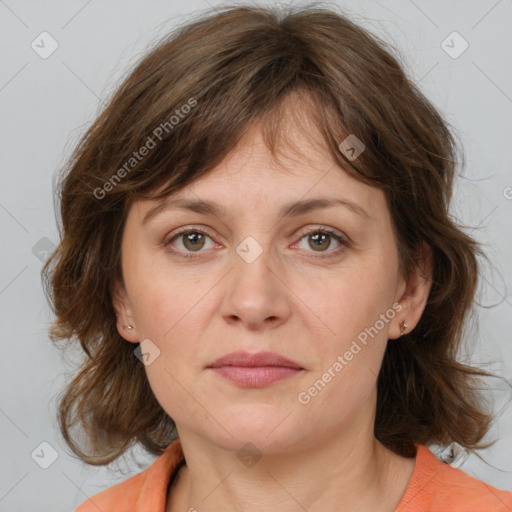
[
  {"xmin": 166, "ymin": 227, "xmax": 216, "ymax": 258},
  {"xmin": 293, "ymin": 227, "xmax": 349, "ymax": 258}
]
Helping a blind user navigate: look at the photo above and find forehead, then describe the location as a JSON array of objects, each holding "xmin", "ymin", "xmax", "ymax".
[
  {"xmin": 165, "ymin": 124, "xmax": 379, "ymax": 212},
  {"xmin": 129, "ymin": 99, "xmax": 386, "ymax": 223},
  {"xmin": 190, "ymin": 145, "xmax": 364, "ymax": 205}
]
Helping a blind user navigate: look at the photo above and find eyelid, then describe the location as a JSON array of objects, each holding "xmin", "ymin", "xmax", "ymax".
[
  {"xmin": 165, "ymin": 225, "xmax": 218, "ymax": 244},
  {"xmin": 295, "ymin": 224, "xmax": 348, "ymax": 241},
  {"xmin": 166, "ymin": 224, "xmax": 348, "ymax": 242}
]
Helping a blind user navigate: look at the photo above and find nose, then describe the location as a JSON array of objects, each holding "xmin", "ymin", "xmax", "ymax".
[{"xmin": 220, "ymin": 241, "xmax": 292, "ymax": 330}]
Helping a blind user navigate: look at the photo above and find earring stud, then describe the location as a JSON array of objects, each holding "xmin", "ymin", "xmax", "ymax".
[
  {"xmin": 126, "ymin": 325, "xmax": 133, "ymax": 330},
  {"xmin": 400, "ymin": 320, "xmax": 408, "ymax": 336}
]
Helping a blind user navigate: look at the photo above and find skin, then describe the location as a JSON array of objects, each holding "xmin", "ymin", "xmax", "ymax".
[{"xmin": 113, "ymin": 108, "xmax": 433, "ymax": 512}]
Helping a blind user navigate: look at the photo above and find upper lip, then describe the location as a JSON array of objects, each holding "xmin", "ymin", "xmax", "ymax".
[{"xmin": 207, "ymin": 351, "xmax": 303, "ymax": 370}]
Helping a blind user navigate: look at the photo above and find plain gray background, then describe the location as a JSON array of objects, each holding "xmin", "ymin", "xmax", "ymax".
[{"xmin": 1, "ymin": 0, "xmax": 511, "ymax": 510}]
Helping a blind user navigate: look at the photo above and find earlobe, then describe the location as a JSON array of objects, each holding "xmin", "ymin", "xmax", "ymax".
[{"xmin": 111, "ymin": 280, "xmax": 139, "ymax": 343}]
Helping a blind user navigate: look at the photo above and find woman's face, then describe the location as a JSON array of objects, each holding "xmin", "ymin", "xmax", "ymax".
[{"xmin": 114, "ymin": 120, "xmax": 421, "ymax": 455}]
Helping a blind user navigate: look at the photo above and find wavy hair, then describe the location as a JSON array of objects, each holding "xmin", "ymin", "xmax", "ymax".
[{"xmin": 43, "ymin": 3, "xmax": 500, "ymax": 465}]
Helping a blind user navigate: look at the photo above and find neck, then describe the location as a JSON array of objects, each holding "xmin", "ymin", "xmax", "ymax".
[{"xmin": 167, "ymin": 424, "xmax": 416, "ymax": 512}]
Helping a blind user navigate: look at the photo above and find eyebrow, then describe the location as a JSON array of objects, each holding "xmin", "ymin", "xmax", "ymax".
[{"xmin": 142, "ymin": 196, "xmax": 370, "ymax": 225}]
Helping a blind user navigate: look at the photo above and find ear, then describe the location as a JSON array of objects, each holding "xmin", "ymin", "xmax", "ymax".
[
  {"xmin": 111, "ymin": 279, "xmax": 139, "ymax": 343},
  {"xmin": 389, "ymin": 241, "xmax": 433, "ymax": 340}
]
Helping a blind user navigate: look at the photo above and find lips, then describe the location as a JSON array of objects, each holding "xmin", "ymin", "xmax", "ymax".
[
  {"xmin": 207, "ymin": 351, "xmax": 303, "ymax": 370},
  {"xmin": 206, "ymin": 351, "xmax": 305, "ymax": 388}
]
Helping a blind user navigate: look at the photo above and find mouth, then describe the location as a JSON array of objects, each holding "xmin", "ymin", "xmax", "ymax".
[{"xmin": 206, "ymin": 351, "xmax": 304, "ymax": 388}]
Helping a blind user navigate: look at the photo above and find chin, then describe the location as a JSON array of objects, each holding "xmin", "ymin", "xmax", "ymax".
[
  {"xmin": 203, "ymin": 412, "xmax": 303, "ymax": 454},
  {"xmin": 212, "ymin": 432, "xmax": 299, "ymax": 457}
]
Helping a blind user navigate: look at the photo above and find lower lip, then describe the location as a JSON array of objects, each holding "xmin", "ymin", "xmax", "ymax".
[{"xmin": 209, "ymin": 366, "xmax": 303, "ymax": 387}]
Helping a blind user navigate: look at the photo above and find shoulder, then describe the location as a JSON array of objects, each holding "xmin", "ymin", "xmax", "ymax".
[
  {"xmin": 73, "ymin": 439, "xmax": 184, "ymax": 512},
  {"xmin": 396, "ymin": 444, "xmax": 512, "ymax": 512}
]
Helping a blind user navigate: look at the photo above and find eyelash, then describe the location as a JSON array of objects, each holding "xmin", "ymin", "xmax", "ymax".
[{"xmin": 165, "ymin": 226, "xmax": 350, "ymax": 260}]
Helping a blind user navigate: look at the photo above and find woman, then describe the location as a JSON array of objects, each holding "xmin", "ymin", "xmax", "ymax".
[{"xmin": 43, "ymin": 4, "xmax": 512, "ymax": 511}]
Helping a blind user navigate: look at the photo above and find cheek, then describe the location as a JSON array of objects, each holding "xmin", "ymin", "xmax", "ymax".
[
  {"xmin": 128, "ymin": 267, "xmax": 221, "ymax": 387},
  {"xmin": 302, "ymin": 262, "xmax": 397, "ymax": 341},
  {"xmin": 126, "ymin": 253, "xmax": 203, "ymax": 335},
  {"xmin": 297, "ymin": 260, "xmax": 396, "ymax": 394}
]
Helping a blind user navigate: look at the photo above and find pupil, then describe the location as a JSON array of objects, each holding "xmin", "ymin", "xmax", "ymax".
[
  {"xmin": 185, "ymin": 233, "xmax": 204, "ymax": 250},
  {"xmin": 311, "ymin": 233, "xmax": 328, "ymax": 251}
]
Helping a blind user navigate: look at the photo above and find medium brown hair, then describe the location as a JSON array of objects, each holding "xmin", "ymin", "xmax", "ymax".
[{"xmin": 43, "ymin": 3, "xmax": 501, "ymax": 465}]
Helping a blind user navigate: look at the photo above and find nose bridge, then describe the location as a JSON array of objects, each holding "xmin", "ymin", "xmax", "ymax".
[
  {"xmin": 221, "ymin": 233, "xmax": 290, "ymax": 327},
  {"xmin": 231, "ymin": 232, "xmax": 275, "ymax": 298}
]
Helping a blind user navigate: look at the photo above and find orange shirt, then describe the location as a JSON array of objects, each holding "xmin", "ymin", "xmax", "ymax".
[{"xmin": 74, "ymin": 439, "xmax": 512, "ymax": 512}]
